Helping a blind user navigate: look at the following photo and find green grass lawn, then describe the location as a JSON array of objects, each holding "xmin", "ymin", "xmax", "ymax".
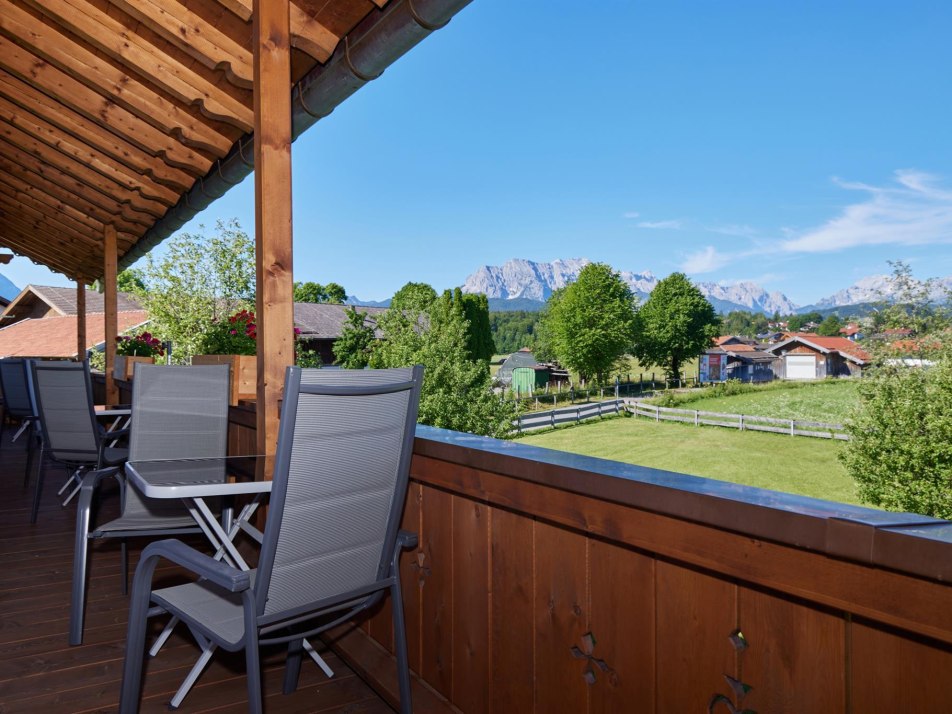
[
  {"xmin": 516, "ymin": 415, "xmax": 861, "ymax": 505},
  {"xmin": 664, "ymin": 379, "xmax": 860, "ymax": 424}
]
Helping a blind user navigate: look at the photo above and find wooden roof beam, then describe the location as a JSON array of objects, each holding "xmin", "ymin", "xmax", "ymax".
[
  {"xmin": 0, "ymin": 36, "xmax": 213, "ymax": 174},
  {"xmin": 0, "ymin": 126, "xmax": 172, "ymax": 216},
  {"xmin": 0, "ymin": 214, "xmax": 105, "ymax": 275},
  {"xmin": 23, "ymin": 0, "xmax": 254, "ymax": 131},
  {"xmin": 0, "ymin": 151, "xmax": 158, "ymax": 229},
  {"xmin": 0, "ymin": 71, "xmax": 198, "ymax": 191},
  {"xmin": 0, "ymin": 233, "xmax": 89, "ymax": 279},
  {"xmin": 0, "ymin": 192, "xmax": 110, "ymax": 251},
  {"xmin": 109, "ymin": 0, "xmax": 255, "ymax": 88},
  {"xmin": 0, "ymin": 137, "xmax": 164, "ymax": 224},
  {"xmin": 0, "ymin": 174, "xmax": 103, "ymax": 232},
  {"xmin": 0, "ymin": 96, "xmax": 181, "ymax": 204},
  {"xmin": 0, "ymin": 3, "xmax": 233, "ymax": 154},
  {"xmin": 218, "ymin": 0, "xmax": 339, "ymax": 62}
]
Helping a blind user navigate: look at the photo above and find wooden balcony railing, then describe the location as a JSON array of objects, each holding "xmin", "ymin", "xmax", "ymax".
[{"xmin": 94, "ymin": 375, "xmax": 952, "ymax": 712}]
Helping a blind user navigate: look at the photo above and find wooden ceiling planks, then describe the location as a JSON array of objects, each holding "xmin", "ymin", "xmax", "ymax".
[{"xmin": 0, "ymin": 0, "xmax": 394, "ymax": 282}]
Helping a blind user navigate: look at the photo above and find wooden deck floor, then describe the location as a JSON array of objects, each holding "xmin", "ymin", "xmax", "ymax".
[{"xmin": 0, "ymin": 428, "xmax": 393, "ymax": 714}]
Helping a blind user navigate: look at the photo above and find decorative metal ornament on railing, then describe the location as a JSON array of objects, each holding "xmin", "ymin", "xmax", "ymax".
[
  {"xmin": 569, "ymin": 632, "xmax": 615, "ymax": 686},
  {"xmin": 409, "ymin": 550, "xmax": 431, "ymax": 587},
  {"xmin": 708, "ymin": 628, "xmax": 756, "ymax": 713}
]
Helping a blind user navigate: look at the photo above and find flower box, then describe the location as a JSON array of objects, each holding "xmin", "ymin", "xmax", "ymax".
[
  {"xmin": 191, "ymin": 354, "xmax": 256, "ymax": 405},
  {"xmin": 113, "ymin": 355, "xmax": 154, "ymax": 381}
]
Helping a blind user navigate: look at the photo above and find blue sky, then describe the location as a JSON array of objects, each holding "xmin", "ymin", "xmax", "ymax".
[{"xmin": 4, "ymin": 0, "xmax": 952, "ymax": 306}]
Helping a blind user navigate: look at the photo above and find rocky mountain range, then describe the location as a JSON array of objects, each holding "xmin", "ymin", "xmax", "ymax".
[
  {"xmin": 458, "ymin": 258, "xmax": 952, "ymax": 315},
  {"xmin": 461, "ymin": 258, "xmax": 798, "ymax": 314}
]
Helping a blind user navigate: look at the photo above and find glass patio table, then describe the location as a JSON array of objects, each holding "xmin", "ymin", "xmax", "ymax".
[{"xmin": 126, "ymin": 455, "xmax": 273, "ymax": 570}]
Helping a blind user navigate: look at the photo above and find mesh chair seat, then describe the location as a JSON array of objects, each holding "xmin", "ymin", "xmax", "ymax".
[
  {"xmin": 54, "ymin": 446, "xmax": 128, "ymax": 466},
  {"xmin": 92, "ymin": 510, "xmax": 199, "ymax": 535},
  {"xmin": 153, "ymin": 572, "xmax": 260, "ymax": 648}
]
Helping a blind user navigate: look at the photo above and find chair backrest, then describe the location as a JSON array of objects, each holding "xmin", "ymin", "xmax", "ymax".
[
  {"xmin": 129, "ymin": 364, "xmax": 230, "ymax": 461},
  {"xmin": 254, "ymin": 365, "xmax": 423, "ymax": 621},
  {"xmin": 124, "ymin": 364, "xmax": 230, "ymax": 519},
  {"xmin": 31, "ymin": 360, "xmax": 100, "ymax": 463},
  {"xmin": 0, "ymin": 358, "xmax": 36, "ymax": 419}
]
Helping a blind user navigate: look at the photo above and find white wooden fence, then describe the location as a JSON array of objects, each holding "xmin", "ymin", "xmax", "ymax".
[
  {"xmin": 514, "ymin": 399, "xmax": 626, "ymax": 433},
  {"xmin": 628, "ymin": 401, "xmax": 849, "ymax": 440}
]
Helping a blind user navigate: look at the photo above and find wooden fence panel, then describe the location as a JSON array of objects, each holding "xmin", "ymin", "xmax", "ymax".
[
  {"xmin": 588, "ymin": 540, "xmax": 655, "ymax": 714},
  {"xmin": 420, "ymin": 485, "xmax": 454, "ymax": 699},
  {"xmin": 452, "ymin": 496, "xmax": 490, "ymax": 713},
  {"xmin": 739, "ymin": 587, "xmax": 846, "ymax": 713},
  {"xmin": 655, "ymin": 561, "xmax": 737, "ymax": 713},
  {"xmin": 490, "ymin": 507, "xmax": 534, "ymax": 713},
  {"xmin": 850, "ymin": 622, "xmax": 952, "ymax": 712},
  {"xmin": 533, "ymin": 520, "xmax": 589, "ymax": 714}
]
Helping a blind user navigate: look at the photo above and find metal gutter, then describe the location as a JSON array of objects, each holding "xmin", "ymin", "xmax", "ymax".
[{"xmin": 118, "ymin": 0, "xmax": 473, "ymax": 273}]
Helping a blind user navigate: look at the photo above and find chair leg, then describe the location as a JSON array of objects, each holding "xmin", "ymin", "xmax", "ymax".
[
  {"xmin": 118, "ymin": 549, "xmax": 164, "ymax": 714},
  {"xmin": 245, "ymin": 637, "xmax": 263, "ymax": 714},
  {"xmin": 283, "ymin": 638, "xmax": 304, "ymax": 695},
  {"xmin": 391, "ymin": 580, "xmax": 413, "ymax": 714},
  {"xmin": 69, "ymin": 484, "xmax": 95, "ymax": 646},
  {"xmin": 29, "ymin": 443, "xmax": 45, "ymax": 524},
  {"xmin": 23, "ymin": 424, "xmax": 35, "ymax": 488}
]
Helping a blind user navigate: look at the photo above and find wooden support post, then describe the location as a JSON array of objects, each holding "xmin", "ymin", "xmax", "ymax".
[
  {"xmin": 76, "ymin": 280, "xmax": 86, "ymax": 361},
  {"xmin": 253, "ymin": 0, "xmax": 293, "ymax": 459},
  {"xmin": 103, "ymin": 224, "xmax": 118, "ymax": 404}
]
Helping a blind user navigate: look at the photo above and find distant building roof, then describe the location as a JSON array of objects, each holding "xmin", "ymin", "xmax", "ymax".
[
  {"xmin": 293, "ymin": 303, "xmax": 387, "ymax": 340},
  {"xmin": 767, "ymin": 335, "xmax": 871, "ymax": 364},
  {"xmin": 0, "ymin": 311, "xmax": 149, "ymax": 358},
  {"xmin": 1, "ymin": 285, "xmax": 142, "ymax": 326},
  {"xmin": 714, "ymin": 335, "xmax": 757, "ymax": 346}
]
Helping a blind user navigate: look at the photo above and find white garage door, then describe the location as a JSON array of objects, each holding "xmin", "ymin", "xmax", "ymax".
[{"xmin": 786, "ymin": 354, "xmax": 816, "ymax": 380}]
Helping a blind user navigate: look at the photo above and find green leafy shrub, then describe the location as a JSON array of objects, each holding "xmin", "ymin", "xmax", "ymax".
[{"xmin": 840, "ymin": 341, "xmax": 952, "ymax": 519}]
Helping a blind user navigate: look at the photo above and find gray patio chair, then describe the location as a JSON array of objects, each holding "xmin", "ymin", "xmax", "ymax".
[
  {"xmin": 0, "ymin": 357, "xmax": 41, "ymax": 486},
  {"xmin": 119, "ymin": 365, "xmax": 424, "ymax": 714},
  {"xmin": 69, "ymin": 363, "xmax": 230, "ymax": 646},
  {"xmin": 29, "ymin": 360, "xmax": 129, "ymax": 524}
]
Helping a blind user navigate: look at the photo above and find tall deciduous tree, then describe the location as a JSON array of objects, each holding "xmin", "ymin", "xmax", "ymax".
[
  {"xmin": 138, "ymin": 219, "xmax": 255, "ymax": 362},
  {"xmin": 453, "ymin": 288, "xmax": 495, "ymax": 363},
  {"xmin": 293, "ymin": 281, "xmax": 346, "ymax": 304},
  {"xmin": 816, "ymin": 314, "xmax": 843, "ymax": 336},
  {"xmin": 370, "ymin": 286, "xmax": 515, "ymax": 438},
  {"xmin": 631, "ymin": 272, "xmax": 719, "ymax": 381},
  {"xmin": 332, "ymin": 307, "xmax": 377, "ymax": 369},
  {"xmin": 539, "ymin": 263, "xmax": 637, "ymax": 383},
  {"xmin": 390, "ymin": 282, "xmax": 438, "ymax": 312}
]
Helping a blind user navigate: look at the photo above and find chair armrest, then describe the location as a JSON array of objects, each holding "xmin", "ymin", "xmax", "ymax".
[
  {"xmin": 396, "ymin": 530, "xmax": 418, "ymax": 550},
  {"xmin": 140, "ymin": 540, "xmax": 251, "ymax": 593}
]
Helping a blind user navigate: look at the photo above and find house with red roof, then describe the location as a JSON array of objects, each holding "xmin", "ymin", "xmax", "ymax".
[
  {"xmin": 0, "ymin": 284, "xmax": 147, "ymax": 358},
  {"xmin": 765, "ymin": 334, "xmax": 871, "ymax": 380}
]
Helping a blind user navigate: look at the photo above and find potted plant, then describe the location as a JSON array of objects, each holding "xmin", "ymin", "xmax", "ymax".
[
  {"xmin": 114, "ymin": 331, "xmax": 164, "ymax": 380},
  {"xmin": 192, "ymin": 309, "xmax": 259, "ymax": 405},
  {"xmin": 193, "ymin": 309, "xmax": 313, "ymax": 404}
]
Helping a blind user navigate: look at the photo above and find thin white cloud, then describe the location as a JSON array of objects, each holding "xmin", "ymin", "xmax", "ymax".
[
  {"xmin": 637, "ymin": 219, "xmax": 683, "ymax": 230},
  {"xmin": 623, "ymin": 211, "xmax": 640, "ymax": 219},
  {"xmin": 706, "ymin": 223, "xmax": 759, "ymax": 238},
  {"xmin": 681, "ymin": 246, "xmax": 731, "ymax": 274},
  {"xmin": 781, "ymin": 170, "xmax": 952, "ymax": 253}
]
